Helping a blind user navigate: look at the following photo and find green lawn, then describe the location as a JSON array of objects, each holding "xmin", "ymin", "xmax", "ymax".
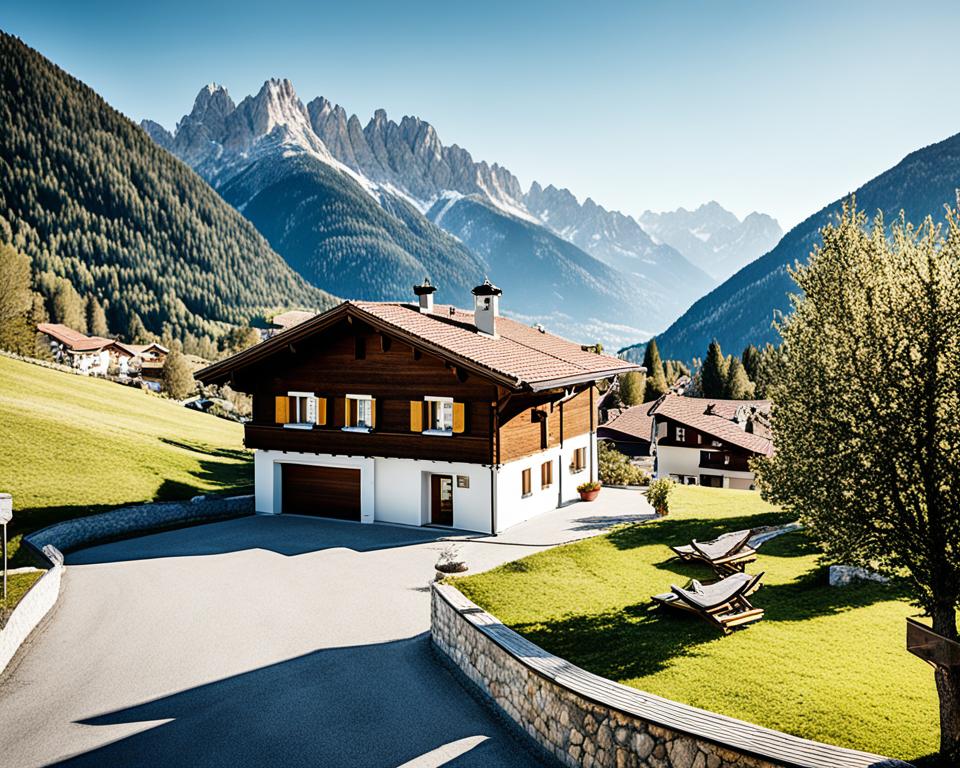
[
  {"xmin": 0, "ymin": 356, "xmax": 252, "ymax": 565},
  {"xmin": 454, "ymin": 485, "xmax": 938, "ymax": 762}
]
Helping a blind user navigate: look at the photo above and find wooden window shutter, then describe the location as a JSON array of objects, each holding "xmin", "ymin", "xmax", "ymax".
[
  {"xmin": 410, "ymin": 401, "xmax": 423, "ymax": 432},
  {"xmin": 344, "ymin": 398, "xmax": 352, "ymax": 427},
  {"xmin": 316, "ymin": 397, "xmax": 327, "ymax": 425},
  {"xmin": 452, "ymin": 402, "xmax": 466, "ymax": 434},
  {"xmin": 370, "ymin": 398, "xmax": 377, "ymax": 429},
  {"xmin": 275, "ymin": 395, "xmax": 290, "ymax": 424}
]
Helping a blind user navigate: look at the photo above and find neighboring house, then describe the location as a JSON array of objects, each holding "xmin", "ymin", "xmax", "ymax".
[
  {"xmin": 196, "ymin": 280, "xmax": 639, "ymax": 534},
  {"xmin": 114, "ymin": 342, "xmax": 169, "ymax": 380},
  {"xmin": 37, "ymin": 323, "xmax": 126, "ymax": 375},
  {"xmin": 597, "ymin": 403, "xmax": 655, "ymax": 457},
  {"xmin": 648, "ymin": 393, "xmax": 773, "ymax": 489}
]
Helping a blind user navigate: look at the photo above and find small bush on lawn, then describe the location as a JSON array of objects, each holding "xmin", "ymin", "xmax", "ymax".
[
  {"xmin": 646, "ymin": 477, "xmax": 674, "ymax": 515},
  {"xmin": 598, "ymin": 441, "xmax": 649, "ymax": 486}
]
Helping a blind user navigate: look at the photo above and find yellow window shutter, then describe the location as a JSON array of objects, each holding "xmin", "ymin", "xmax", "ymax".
[
  {"xmin": 452, "ymin": 402, "xmax": 465, "ymax": 433},
  {"xmin": 316, "ymin": 397, "xmax": 327, "ymax": 425},
  {"xmin": 370, "ymin": 398, "xmax": 377, "ymax": 429},
  {"xmin": 410, "ymin": 401, "xmax": 423, "ymax": 432},
  {"xmin": 345, "ymin": 398, "xmax": 352, "ymax": 427},
  {"xmin": 275, "ymin": 395, "xmax": 289, "ymax": 424}
]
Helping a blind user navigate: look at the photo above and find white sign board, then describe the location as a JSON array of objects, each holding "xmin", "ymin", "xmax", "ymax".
[{"xmin": 0, "ymin": 493, "xmax": 11, "ymax": 524}]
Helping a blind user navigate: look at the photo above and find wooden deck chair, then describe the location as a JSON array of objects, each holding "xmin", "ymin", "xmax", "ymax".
[
  {"xmin": 652, "ymin": 571, "xmax": 765, "ymax": 634},
  {"xmin": 670, "ymin": 529, "xmax": 757, "ymax": 576}
]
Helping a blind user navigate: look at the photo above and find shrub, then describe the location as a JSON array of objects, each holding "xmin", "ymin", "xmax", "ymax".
[
  {"xmin": 598, "ymin": 441, "xmax": 649, "ymax": 486},
  {"xmin": 646, "ymin": 478, "xmax": 674, "ymax": 515}
]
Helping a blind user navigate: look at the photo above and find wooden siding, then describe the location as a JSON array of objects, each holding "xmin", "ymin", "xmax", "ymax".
[
  {"xmin": 498, "ymin": 387, "xmax": 596, "ymax": 464},
  {"xmin": 239, "ymin": 319, "xmax": 498, "ymax": 463}
]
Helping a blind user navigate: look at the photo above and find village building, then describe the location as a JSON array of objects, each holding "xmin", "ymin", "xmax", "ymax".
[{"xmin": 196, "ymin": 280, "xmax": 639, "ymax": 534}]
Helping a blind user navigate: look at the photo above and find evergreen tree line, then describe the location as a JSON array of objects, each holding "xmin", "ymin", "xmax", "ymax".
[
  {"xmin": 0, "ymin": 32, "xmax": 336, "ymax": 353},
  {"xmin": 616, "ymin": 338, "xmax": 691, "ymax": 406}
]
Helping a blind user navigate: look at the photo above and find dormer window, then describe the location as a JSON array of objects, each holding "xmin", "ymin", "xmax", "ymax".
[{"xmin": 343, "ymin": 394, "xmax": 375, "ymax": 432}]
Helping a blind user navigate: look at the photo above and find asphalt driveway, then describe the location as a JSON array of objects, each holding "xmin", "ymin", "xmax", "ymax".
[{"xmin": 0, "ymin": 489, "xmax": 652, "ymax": 767}]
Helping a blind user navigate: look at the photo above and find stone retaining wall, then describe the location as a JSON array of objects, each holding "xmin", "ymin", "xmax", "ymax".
[
  {"xmin": 24, "ymin": 494, "xmax": 254, "ymax": 555},
  {"xmin": 431, "ymin": 583, "xmax": 908, "ymax": 768},
  {"xmin": 0, "ymin": 545, "xmax": 63, "ymax": 673}
]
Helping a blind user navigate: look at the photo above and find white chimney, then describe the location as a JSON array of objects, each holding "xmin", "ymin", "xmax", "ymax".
[
  {"xmin": 413, "ymin": 278, "xmax": 437, "ymax": 313},
  {"xmin": 471, "ymin": 278, "xmax": 502, "ymax": 337}
]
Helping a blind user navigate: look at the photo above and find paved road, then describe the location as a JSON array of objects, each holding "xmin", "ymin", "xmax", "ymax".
[{"xmin": 0, "ymin": 490, "xmax": 652, "ymax": 767}]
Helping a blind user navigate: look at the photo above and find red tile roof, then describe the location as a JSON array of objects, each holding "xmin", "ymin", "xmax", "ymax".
[
  {"xmin": 37, "ymin": 323, "xmax": 115, "ymax": 352},
  {"xmin": 649, "ymin": 393, "xmax": 774, "ymax": 456},
  {"xmin": 598, "ymin": 402, "xmax": 656, "ymax": 444},
  {"xmin": 197, "ymin": 300, "xmax": 641, "ymax": 390}
]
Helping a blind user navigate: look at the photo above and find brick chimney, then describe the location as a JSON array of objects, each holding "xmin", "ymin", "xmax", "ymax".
[
  {"xmin": 471, "ymin": 278, "xmax": 502, "ymax": 337},
  {"xmin": 413, "ymin": 278, "xmax": 437, "ymax": 314}
]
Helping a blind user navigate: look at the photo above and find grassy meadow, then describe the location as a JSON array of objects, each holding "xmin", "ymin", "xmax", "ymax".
[{"xmin": 454, "ymin": 485, "xmax": 938, "ymax": 762}]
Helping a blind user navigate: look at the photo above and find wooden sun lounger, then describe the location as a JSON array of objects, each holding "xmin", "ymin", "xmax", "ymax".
[
  {"xmin": 652, "ymin": 571, "xmax": 765, "ymax": 633},
  {"xmin": 670, "ymin": 529, "xmax": 757, "ymax": 576}
]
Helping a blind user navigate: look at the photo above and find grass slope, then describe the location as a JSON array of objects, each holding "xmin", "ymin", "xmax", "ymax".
[
  {"xmin": 0, "ymin": 356, "xmax": 252, "ymax": 564},
  {"xmin": 455, "ymin": 486, "xmax": 937, "ymax": 761}
]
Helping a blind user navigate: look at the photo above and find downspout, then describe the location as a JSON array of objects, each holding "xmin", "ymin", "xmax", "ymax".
[{"xmin": 589, "ymin": 386, "xmax": 596, "ymax": 482}]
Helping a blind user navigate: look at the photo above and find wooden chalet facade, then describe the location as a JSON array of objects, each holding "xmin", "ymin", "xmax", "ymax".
[{"xmin": 197, "ymin": 281, "xmax": 639, "ymax": 533}]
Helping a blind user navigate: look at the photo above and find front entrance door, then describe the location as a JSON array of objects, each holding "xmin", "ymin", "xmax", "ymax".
[{"xmin": 430, "ymin": 475, "xmax": 454, "ymax": 526}]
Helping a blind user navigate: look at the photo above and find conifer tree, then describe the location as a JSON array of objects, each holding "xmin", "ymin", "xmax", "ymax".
[
  {"xmin": 723, "ymin": 356, "xmax": 755, "ymax": 399},
  {"xmin": 85, "ymin": 295, "xmax": 108, "ymax": 337},
  {"xmin": 700, "ymin": 339, "xmax": 728, "ymax": 398},
  {"xmin": 0, "ymin": 244, "xmax": 33, "ymax": 351},
  {"xmin": 641, "ymin": 339, "xmax": 668, "ymax": 402},
  {"xmin": 50, "ymin": 278, "xmax": 85, "ymax": 331},
  {"xmin": 618, "ymin": 371, "xmax": 644, "ymax": 406},
  {"xmin": 741, "ymin": 344, "xmax": 761, "ymax": 383}
]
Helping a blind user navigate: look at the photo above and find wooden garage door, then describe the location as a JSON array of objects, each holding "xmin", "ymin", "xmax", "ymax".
[{"xmin": 281, "ymin": 464, "xmax": 361, "ymax": 521}]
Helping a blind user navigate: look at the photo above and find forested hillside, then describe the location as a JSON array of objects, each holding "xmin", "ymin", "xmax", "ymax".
[
  {"xmin": 642, "ymin": 130, "xmax": 960, "ymax": 363},
  {"xmin": 0, "ymin": 33, "xmax": 335, "ymax": 348}
]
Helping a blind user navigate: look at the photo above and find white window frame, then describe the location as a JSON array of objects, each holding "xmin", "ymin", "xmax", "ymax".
[
  {"xmin": 285, "ymin": 391, "xmax": 317, "ymax": 430},
  {"xmin": 422, "ymin": 395, "xmax": 454, "ymax": 436},
  {"xmin": 676, "ymin": 426, "xmax": 686, "ymax": 442},
  {"xmin": 343, "ymin": 393, "xmax": 374, "ymax": 432}
]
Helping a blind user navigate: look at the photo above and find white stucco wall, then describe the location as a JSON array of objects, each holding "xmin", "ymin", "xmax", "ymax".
[
  {"xmin": 655, "ymin": 445, "xmax": 757, "ymax": 488},
  {"xmin": 373, "ymin": 456, "xmax": 493, "ymax": 533}
]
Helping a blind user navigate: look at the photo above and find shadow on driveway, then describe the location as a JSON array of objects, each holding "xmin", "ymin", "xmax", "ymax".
[
  {"xmin": 50, "ymin": 634, "xmax": 545, "ymax": 768},
  {"xmin": 67, "ymin": 515, "xmax": 457, "ymax": 565}
]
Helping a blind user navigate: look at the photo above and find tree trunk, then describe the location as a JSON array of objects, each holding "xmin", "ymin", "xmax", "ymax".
[{"xmin": 932, "ymin": 604, "xmax": 960, "ymax": 761}]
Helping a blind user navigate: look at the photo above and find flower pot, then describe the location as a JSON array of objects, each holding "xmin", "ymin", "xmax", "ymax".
[
  {"xmin": 579, "ymin": 489, "xmax": 600, "ymax": 502},
  {"xmin": 435, "ymin": 562, "xmax": 468, "ymax": 575}
]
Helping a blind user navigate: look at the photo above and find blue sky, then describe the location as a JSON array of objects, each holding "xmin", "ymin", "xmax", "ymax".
[{"xmin": 6, "ymin": 0, "xmax": 960, "ymax": 229}]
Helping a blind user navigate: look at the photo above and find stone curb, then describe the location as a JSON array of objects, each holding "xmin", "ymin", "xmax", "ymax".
[{"xmin": 0, "ymin": 545, "xmax": 64, "ymax": 674}]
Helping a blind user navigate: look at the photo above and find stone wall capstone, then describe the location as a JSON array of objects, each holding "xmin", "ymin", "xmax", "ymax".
[
  {"xmin": 431, "ymin": 583, "xmax": 910, "ymax": 768},
  {"xmin": 0, "ymin": 545, "xmax": 63, "ymax": 673}
]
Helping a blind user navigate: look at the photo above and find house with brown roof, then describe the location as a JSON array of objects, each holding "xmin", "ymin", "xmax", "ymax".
[
  {"xmin": 37, "ymin": 323, "xmax": 130, "ymax": 375},
  {"xmin": 597, "ymin": 403, "xmax": 655, "ymax": 458},
  {"xmin": 196, "ymin": 280, "xmax": 640, "ymax": 533},
  {"xmin": 648, "ymin": 393, "xmax": 773, "ymax": 489}
]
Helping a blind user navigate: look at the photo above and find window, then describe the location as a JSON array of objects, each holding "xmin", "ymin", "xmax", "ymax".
[
  {"xmin": 344, "ymin": 394, "xmax": 375, "ymax": 432},
  {"xmin": 570, "ymin": 447, "xmax": 587, "ymax": 473},
  {"xmin": 541, "ymin": 460, "xmax": 553, "ymax": 488},
  {"xmin": 521, "ymin": 468, "xmax": 532, "ymax": 497},
  {"xmin": 676, "ymin": 426, "xmax": 686, "ymax": 442},
  {"xmin": 413, "ymin": 397, "xmax": 465, "ymax": 435},
  {"xmin": 354, "ymin": 337, "xmax": 366, "ymax": 360},
  {"xmin": 428, "ymin": 397, "xmax": 454, "ymax": 432},
  {"xmin": 724, "ymin": 453, "xmax": 731, "ymax": 465},
  {"xmin": 277, "ymin": 392, "xmax": 325, "ymax": 429}
]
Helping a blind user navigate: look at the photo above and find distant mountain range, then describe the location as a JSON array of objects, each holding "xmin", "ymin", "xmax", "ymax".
[
  {"xmin": 144, "ymin": 80, "xmax": 774, "ymax": 347},
  {"xmin": 638, "ymin": 202, "xmax": 782, "ymax": 282},
  {"xmin": 0, "ymin": 33, "xmax": 334, "ymax": 344},
  {"xmin": 627, "ymin": 131, "xmax": 960, "ymax": 364}
]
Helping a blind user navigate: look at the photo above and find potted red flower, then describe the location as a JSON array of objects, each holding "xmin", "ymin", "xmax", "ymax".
[{"xmin": 577, "ymin": 480, "xmax": 602, "ymax": 502}]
